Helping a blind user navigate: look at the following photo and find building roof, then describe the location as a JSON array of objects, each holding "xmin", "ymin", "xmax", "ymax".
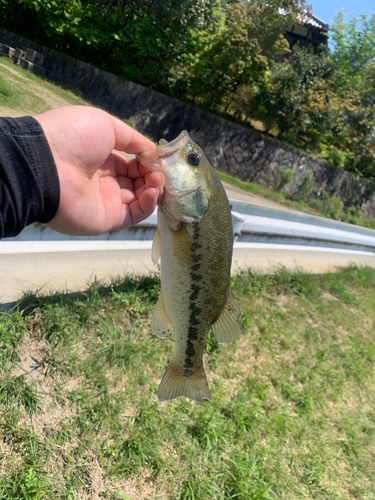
[{"xmin": 298, "ymin": 12, "xmax": 329, "ymax": 30}]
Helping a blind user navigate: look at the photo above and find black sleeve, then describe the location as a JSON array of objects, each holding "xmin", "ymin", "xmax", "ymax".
[{"xmin": 0, "ymin": 116, "xmax": 60, "ymax": 238}]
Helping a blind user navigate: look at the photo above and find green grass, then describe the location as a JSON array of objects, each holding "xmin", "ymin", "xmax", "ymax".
[
  {"xmin": 0, "ymin": 55, "xmax": 89, "ymax": 113},
  {"xmin": 217, "ymin": 171, "xmax": 375, "ymax": 231},
  {"xmin": 0, "ymin": 266, "xmax": 375, "ymax": 498}
]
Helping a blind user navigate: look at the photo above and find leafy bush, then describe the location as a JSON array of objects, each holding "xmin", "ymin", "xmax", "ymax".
[
  {"xmin": 297, "ymin": 171, "xmax": 315, "ymax": 197},
  {"xmin": 319, "ymin": 145, "xmax": 353, "ymax": 168},
  {"xmin": 309, "ymin": 192, "xmax": 375, "ymax": 229},
  {"xmin": 275, "ymin": 165, "xmax": 296, "ymax": 190}
]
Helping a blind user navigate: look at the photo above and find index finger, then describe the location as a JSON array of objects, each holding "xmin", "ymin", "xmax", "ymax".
[{"xmin": 111, "ymin": 116, "xmax": 156, "ymax": 154}]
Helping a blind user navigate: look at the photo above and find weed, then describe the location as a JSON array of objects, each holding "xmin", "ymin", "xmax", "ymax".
[
  {"xmin": 0, "ymin": 74, "xmax": 15, "ymax": 98},
  {"xmin": 0, "ymin": 311, "xmax": 28, "ymax": 367},
  {"xmin": 297, "ymin": 170, "xmax": 315, "ymax": 197},
  {"xmin": 275, "ymin": 165, "xmax": 296, "ymax": 190},
  {"xmin": 0, "ymin": 376, "xmax": 40, "ymax": 412},
  {"xmin": 321, "ymin": 274, "xmax": 359, "ymax": 305}
]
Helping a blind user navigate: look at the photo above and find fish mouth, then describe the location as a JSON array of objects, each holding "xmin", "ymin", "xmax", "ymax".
[{"xmin": 137, "ymin": 131, "xmax": 189, "ymax": 171}]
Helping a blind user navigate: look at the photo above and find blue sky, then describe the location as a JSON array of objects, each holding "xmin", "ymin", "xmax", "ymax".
[{"xmin": 310, "ymin": 0, "xmax": 374, "ymax": 25}]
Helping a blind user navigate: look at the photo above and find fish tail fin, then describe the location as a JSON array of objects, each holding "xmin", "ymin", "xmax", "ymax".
[{"xmin": 157, "ymin": 362, "xmax": 211, "ymax": 403}]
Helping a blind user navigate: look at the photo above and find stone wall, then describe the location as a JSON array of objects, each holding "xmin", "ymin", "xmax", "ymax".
[{"xmin": 1, "ymin": 28, "xmax": 375, "ymax": 218}]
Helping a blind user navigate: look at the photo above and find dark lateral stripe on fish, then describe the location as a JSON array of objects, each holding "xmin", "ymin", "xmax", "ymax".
[
  {"xmin": 189, "ymin": 285, "xmax": 200, "ymax": 301},
  {"xmin": 191, "ymin": 242, "xmax": 202, "ymax": 250},
  {"xmin": 184, "ymin": 223, "xmax": 203, "ymax": 375}
]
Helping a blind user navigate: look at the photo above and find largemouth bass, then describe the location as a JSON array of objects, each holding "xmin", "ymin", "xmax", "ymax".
[{"xmin": 137, "ymin": 131, "xmax": 242, "ymax": 403}]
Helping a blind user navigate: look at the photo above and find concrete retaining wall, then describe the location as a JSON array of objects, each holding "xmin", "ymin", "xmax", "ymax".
[{"xmin": 1, "ymin": 28, "xmax": 375, "ymax": 217}]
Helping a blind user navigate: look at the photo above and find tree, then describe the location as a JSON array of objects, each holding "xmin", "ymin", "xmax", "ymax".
[
  {"xmin": 330, "ymin": 12, "xmax": 375, "ymax": 84},
  {"xmin": 328, "ymin": 12, "xmax": 375, "ymax": 178},
  {"xmin": 0, "ymin": 0, "xmax": 217, "ymax": 84},
  {"xmin": 240, "ymin": 49, "xmax": 343, "ymax": 146},
  {"xmin": 172, "ymin": 0, "xmax": 303, "ymax": 111},
  {"xmin": 103, "ymin": 0, "xmax": 219, "ymax": 89}
]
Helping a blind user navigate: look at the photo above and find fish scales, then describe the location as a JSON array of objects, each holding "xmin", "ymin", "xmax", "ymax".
[
  {"xmin": 160, "ymin": 182, "xmax": 232, "ymax": 377},
  {"xmin": 137, "ymin": 131, "xmax": 242, "ymax": 403}
]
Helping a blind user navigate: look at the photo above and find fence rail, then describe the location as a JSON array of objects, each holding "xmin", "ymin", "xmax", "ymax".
[
  {"xmin": 1, "ymin": 199, "xmax": 375, "ymax": 255},
  {"xmin": 0, "ymin": 200, "xmax": 375, "ymax": 254}
]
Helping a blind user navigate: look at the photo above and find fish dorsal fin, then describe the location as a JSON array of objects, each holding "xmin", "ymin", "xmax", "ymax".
[
  {"xmin": 151, "ymin": 294, "xmax": 174, "ymax": 338},
  {"xmin": 152, "ymin": 227, "xmax": 162, "ymax": 265},
  {"xmin": 212, "ymin": 288, "xmax": 242, "ymax": 344}
]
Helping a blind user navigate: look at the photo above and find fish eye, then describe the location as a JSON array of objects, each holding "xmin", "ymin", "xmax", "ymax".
[{"xmin": 187, "ymin": 153, "xmax": 201, "ymax": 167}]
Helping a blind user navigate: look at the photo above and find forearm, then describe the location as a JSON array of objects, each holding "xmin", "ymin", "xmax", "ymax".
[{"xmin": 0, "ymin": 116, "xmax": 60, "ymax": 238}]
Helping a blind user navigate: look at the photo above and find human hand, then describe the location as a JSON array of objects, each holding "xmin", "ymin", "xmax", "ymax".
[{"xmin": 35, "ymin": 106, "xmax": 163, "ymax": 236}]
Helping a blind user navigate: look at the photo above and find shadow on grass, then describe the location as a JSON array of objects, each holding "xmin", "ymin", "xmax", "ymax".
[
  {"xmin": 2, "ymin": 264, "xmax": 374, "ymax": 317},
  {"xmin": 4, "ymin": 270, "xmax": 161, "ymax": 317}
]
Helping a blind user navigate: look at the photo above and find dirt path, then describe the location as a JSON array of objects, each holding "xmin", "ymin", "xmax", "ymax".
[
  {"xmin": 24, "ymin": 83, "xmax": 76, "ymax": 110},
  {"xmin": 0, "ymin": 62, "xmax": 30, "ymax": 80},
  {"xmin": 0, "ymin": 106, "xmax": 25, "ymax": 117},
  {"xmin": 0, "ymin": 61, "xmax": 85, "ymax": 113},
  {"xmin": 221, "ymin": 181, "xmax": 295, "ymax": 211}
]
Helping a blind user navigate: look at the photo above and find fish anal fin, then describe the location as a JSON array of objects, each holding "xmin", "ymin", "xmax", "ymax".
[
  {"xmin": 151, "ymin": 294, "xmax": 174, "ymax": 339},
  {"xmin": 212, "ymin": 288, "xmax": 242, "ymax": 344},
  {"xmin": 157, "ymin": 362, "xmax": 211, "ymax": 403},
  {"xmin": 152, "ymin": 227, "xmax": 161, "ymax": 265}
]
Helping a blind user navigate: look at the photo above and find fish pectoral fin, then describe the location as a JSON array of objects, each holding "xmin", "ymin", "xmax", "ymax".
[
  {"xmin": 151, "ymin": 294, "xmax": 174, "ymax": 338},
  {"xmin": 151, "ymin": 227, "xmax": 162, "ymax": 265},
  {"xmin": 212, "ymin": 288, "xmax": 242, "ymax": 344}
]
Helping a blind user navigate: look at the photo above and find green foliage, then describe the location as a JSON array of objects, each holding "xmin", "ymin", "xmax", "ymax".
[
  {"xmin": 297, "ymin": 170, "xmax": 315, "ymax": 197},
  {"xmin": 245, "ymin": 49, "xmax": 342, "ymax": 147},
  {"xmin": 0, "ymin": 467, "xmax": 51, "ymax": 500},
  {"xmin": 7, "ymin": 0, "xmax": 117, "ymax": 54},
  {"xmin": 176, "ymin": 0, "xmax": 299, "ymax": 111},
  {"xmin": 275, "ymin": 165, "xmax": 296, "ymax": 190},
  {"xmin": 308, "ymin": 191, "xmax": 375, "ymax": 227},
  {"xmin": 112, "ymin": 0, "xmax": 219, "ymax": 89},
  {"xmin": 0, "ymin": 0, "xmax": 302, "ymax": 96},
  {"xmin": 0, "ymin": 69, "xmax": 24, "ymax": 107},
  {"xmin": 0, "ymin": 311, "xmax": 27, "ymax": 366},
  {"xmin": 0, "ymin": 55, "xmax": 89, "ymax": 113},
  {"xmin": 330, "ymin": 12, "xmax": 375, "ymax": 83},
  {"xmin": 2, "ymin": 0, "xmax": 375, "ymax": 185},
  {"xmin": 0, "ymin": 376, "xmax": 40, "ymax": 412},
  {"xmin": 323, "ymin": 12, "xmax": 375, "ymax": 179},
  {"xmin": 318, "ymin": 144, "xmax": 354, "ymax": 168}
]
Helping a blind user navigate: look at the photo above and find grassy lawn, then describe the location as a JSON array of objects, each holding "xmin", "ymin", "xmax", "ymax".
[
  {"xmin": 1, "ymin": 266, "xmax": 375, "ymax": 499},
  {"xmin": 0, "ymin": 55, "xmax": 89, "ymax": 114}
]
